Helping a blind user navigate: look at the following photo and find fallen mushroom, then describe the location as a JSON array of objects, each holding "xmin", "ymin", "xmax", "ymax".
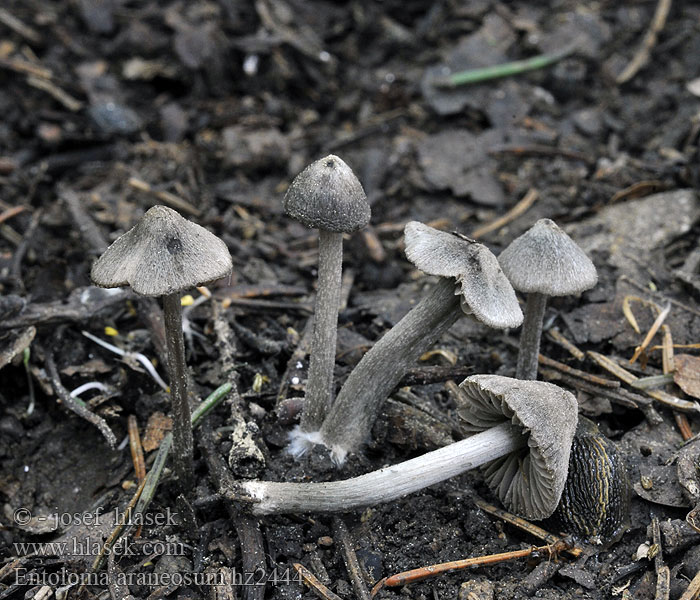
[
  {"xmin": 456, "ymin": 375, "xmax": 578, "ymax": 519},
  {"xmin": 283, "ymin": 155, "xmax": 370, "ymax": 452},
  {"xmin": 317, "ymin": 221, "xmax": 523, "ymax": 463},
  {"xmin": 235, "ymin": 375, "xmax": 577, "ymax": 517},
  {"xmin": 498, "ymin": 218, "xmax": 597, "ymax": 381},
  {"xmin": 91, "ymin": 205, "xmax": 232, "ymax": 491}
]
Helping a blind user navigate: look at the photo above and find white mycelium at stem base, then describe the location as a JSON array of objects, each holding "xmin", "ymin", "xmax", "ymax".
[
  {"xmin": 282, "ymin": 155, "xmax": 370, "ymax": 453},
  {"xmin": 317, "ymin": 222, "xmax": 523, "ymax": 463},
  {"xmin": 238, "ymin": 375, "xmax": 577, "ymax": 519}
]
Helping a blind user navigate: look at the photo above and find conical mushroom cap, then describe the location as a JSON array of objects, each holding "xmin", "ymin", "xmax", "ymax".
[
  {"xmin": 91, "ymin": 205, "xmax": 232, "ymax": 297},
  {"xmin": 283, "ymin": 154, "xmax": 370, "ymax": 233},
  {"xmin": 404, "ymin": 222, "xmax": 523, "ymax": 329},
  {"xmin": 498, "ymin": 218, "xmax": 597, "ymax": 296},
  {"xmin": 457, "ymin": 374, "xmax": 578, "ymax": 519}
]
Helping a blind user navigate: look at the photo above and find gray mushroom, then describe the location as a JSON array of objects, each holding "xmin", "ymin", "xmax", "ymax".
[
  {"xmin": 317, "ymin": 222, "xmax": 523, "ymax": 463},
  {"xmin": 91, "ymin": 205, "xmax": 232, "ymax": 491},
  {"xmin": 236, "ymin": 375, "xmax": 577, "ymax": 516},
  {"xmin": 283, "ymin": 155, "xmax": 370, "ymax": 449},
  {"xmin": 457, "ymin": 374, "xmax": 578, "ymax": 520},
  {"xmin": 498, "ymin": 218, "xmax": 597, "ymax": 381}
]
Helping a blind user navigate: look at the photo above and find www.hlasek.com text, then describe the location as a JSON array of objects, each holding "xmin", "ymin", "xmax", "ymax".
[{"xmin": 14, "ymin": 537, "xmax": 185, "ymax": 558}]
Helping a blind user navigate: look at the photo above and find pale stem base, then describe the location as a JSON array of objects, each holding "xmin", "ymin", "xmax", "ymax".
[
  {"xmin": 244, "ymin": 421, "xmax": 524, "ymax": 514},
  {"xmin": 319, "ymin": 277, "xmax": 462, "ymax": 461}
]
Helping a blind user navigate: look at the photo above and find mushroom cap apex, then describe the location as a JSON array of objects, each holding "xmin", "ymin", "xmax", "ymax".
[
  {"xmin": 498, "ymin": 218, "xmax": 597, "ymax": 296},
  {"xmin": 90, "ymin": 205, "xmax": 232, "ymax": 297},
  {"xmin": 404, "ymin": 221, "xmax": 523, "ymax": 329},
  {"xmin": 283, "ymin": 154, "xmax": 370, "ymax": 233},
  {"xmin": 457, "ymin": 374, "xmax": 578, "ymax": 519}
]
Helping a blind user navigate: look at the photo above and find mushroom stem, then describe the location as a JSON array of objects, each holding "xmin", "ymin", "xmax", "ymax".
[
  {"xmin": 300, "ymin": 229, "xmax": 344, "ymax": 432},
  {"xmin": 242, "ymin": 421, "xmax": 524, "ymax": 515},
  {"xmin": 163, "ymin": 293, "xmax": 194, "ymax": 492},
  {"xmin": 319, "ymin": 277, "xmax": 462, "ymax": 462},
  {"xmin": 515, "ymin": 292, "xmax": 547, "ymax": 380}
]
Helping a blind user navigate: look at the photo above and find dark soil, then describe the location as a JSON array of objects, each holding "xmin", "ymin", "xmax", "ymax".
[{"xmin": 1, "ymin": 1, "xmax": 700, "ymax": 599}]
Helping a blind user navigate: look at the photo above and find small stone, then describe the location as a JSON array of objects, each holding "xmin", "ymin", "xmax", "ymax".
[{"xmin": 88, "ymin": 101, "xmax": 142, "ymax": 135}]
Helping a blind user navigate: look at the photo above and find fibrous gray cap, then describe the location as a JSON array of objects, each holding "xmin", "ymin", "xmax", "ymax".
[
  {"xmin": 498, "ymin": 218, "xmax": 597, "ymax": 296},
  {"xmin": 283, "ymin": 154, "xmax": 370, "ymax": 233},
  {"xmin": 91, "ymin": 205, "xmax": 233, "ymax": 297},
  {"xmin": 404, "ymin": 221, "xmax": 523, "ymax": 329},
  {"xmin": 457, "ymin": 374, "xmax": 578, "ymax": 520}
]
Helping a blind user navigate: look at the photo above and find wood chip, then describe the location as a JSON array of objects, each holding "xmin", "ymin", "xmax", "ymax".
[{"xmin": 142, "ymin": 411, "xmax": 173, "ymax": 451}]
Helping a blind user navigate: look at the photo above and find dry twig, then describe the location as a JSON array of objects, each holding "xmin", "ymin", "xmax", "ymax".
[
  {"xmin": 91, "ymin": 479, "xmax": 147, "ymax": 572},
  {"xmin": 661, "ymin": 326, "xmax": 694, "ymax": 440},
  {"xmin": 60, "ymin": 187, "xmax": 108, "ymax": 253},
  {"xmin": 540, "ymin": 368, "xmax": 664, "ymax": 423},
  {"xmin": 128, "ymin": 415, "xmax": 146, "ymax": 483},
  {"xmin": 616, "ymin": 0, "xmax": 673, "ymax": 84},
  {"xmin": 630, "ymin": 303, "xmax": 671, "ymax": 364},
  {"xmin": 200, "ymin": 427, "xmax": 266, "ymax": 600},
  {"xmin": 610, "ymin": 180, "xmax": 666, "ymax": 204},
  {"xmin": 470, "ymin": 188, "xmax": 538, "ymax": 239},
  {"xmin": 0, "ymin": 55, "xmax": 51, "ymax": 78},
  {"xmin": 0, "ymin": 8, "xmax": 42, "ymax": 43},
  {"xmin": 474, "ymin": 498, "xmax": 582, "ymax": 558},
  {"xmin": 546, "ymin": 328, "xmax": 585, "ymax": 360},
  {"xmin": 26, "ymin": 75, "xmax": 83, "ymax": 111},
  {"xmin": 588, "ymin": 351, "xmax": 700, "ymax": 414},
  {"xmin": 293, "ymin": 563, "xmax": 343, "ymax": 600},
  {"xmin": 45, "ymin": 350, "xmax": 117, "ymax": 448},
  {"xmin": 128, "ymin": 177, "xmax": 201, "ymax": 217},
  {"xmin": 333, "ymin": 517, "xmax": 372, "ymax": 600},
  {"xmin": 679, "ymin": 569, "xmax": 700, "ymax": 600},
  {"xmin": 621, "ymin": 276, "xmax": 700, "ymax": 319},
  {"xmin": 0, "ymin": 205, "xmax": 27, "ymax": 225},
  {"xmin": 372, "ymin": 540, "xmax": 573, "ymax": 594},
  {"xmin": 539, "ymin": 354, "xmax": 620, "ymax": 387}
]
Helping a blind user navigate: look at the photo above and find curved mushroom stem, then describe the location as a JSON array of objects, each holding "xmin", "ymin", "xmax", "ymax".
[
  {"xmin": 163, "ymin": 293, "xmax": 194, "ymax": 492},
  {"xmin": 243, "ymin": 422, "xmax": 524, "ymax": 514},
  {"xmin": 299, "ymin": 229, "xmax": 344, "ymax": 433},
  {"xmin": 319, "ymin": 277, "xmax": 462, "ymax": 462},
  {"xmin": 515, "ymin": 292, "xmax": 547, "ymax": 381}
]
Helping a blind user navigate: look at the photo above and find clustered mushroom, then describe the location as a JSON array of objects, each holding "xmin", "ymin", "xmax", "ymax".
[
  {"xmin": 91, "ymin": 205, "xmax": 232, "ymax": 491},
  {"xmin": 85, "ymin": 155, "xmax": 624, "ymax": 545}
]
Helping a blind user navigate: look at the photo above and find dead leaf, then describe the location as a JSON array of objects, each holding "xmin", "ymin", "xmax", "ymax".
[
  {"xmin": 674, "ymin": 354, "xmax": 700, "ymax": 399},
  {"xmin": 142, "ymin": 411, "xmax": 173, "ymax": 452},
  {"xmin": 417, "ymin": 128, "xmax": 504, "ymax": 205},
  {"xmin": 61, "ymin": 358, "xmax": 112, "ymax": 377}
]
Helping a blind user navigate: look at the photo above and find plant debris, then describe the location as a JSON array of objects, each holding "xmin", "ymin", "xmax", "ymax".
[{"xmin": 2, "ymin": 1, "xmax": 700, "ymax": 599}]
